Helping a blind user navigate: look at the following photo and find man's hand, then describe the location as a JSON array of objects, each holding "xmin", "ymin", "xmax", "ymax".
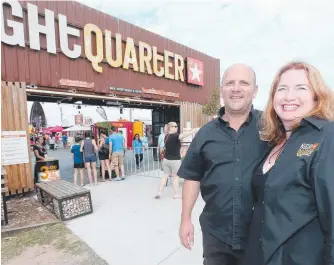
[{"xmin": 179, "ymin": 219, "xmax": 194, "ymax": 250}]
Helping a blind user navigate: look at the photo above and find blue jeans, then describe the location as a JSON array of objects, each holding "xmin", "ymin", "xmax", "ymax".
[{"xmin": 84, "ymin": 154, "xmax": 97, "ymax": 163}]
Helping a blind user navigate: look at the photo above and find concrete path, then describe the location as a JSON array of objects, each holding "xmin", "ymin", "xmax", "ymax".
[{"xmin": 65, "ymin": 172, "xmax": 205, "ymax": 265}]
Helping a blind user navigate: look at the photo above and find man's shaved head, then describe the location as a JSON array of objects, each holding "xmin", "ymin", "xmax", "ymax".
[
  {"xmin": 221, "ymin": 64, "xmax": 258, "ymax": 115},
  {"xmin": 222, "ymin": 64, "xmax": 256, "ymax": 86}
]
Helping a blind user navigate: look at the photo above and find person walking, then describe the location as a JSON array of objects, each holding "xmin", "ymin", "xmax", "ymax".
[
  {"xmin": 155, "ymin": 122, "xmax": 198, "ymax": 199},
  {"xmin": 132, "ymin": 134, "xmax": 143, "ymax": 169},
  {"xmin": 178, "ymin": 64, "xmax": 268, "ymax": 265}
]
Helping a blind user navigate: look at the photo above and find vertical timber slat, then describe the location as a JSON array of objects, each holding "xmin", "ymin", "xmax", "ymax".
[
  {"xmin": 180, "ymin": 102, "xmax": 211, "ymax": 132},
  {"xmin": 1, "ymin": 81, "xmax": 34, "ymax": 194}
]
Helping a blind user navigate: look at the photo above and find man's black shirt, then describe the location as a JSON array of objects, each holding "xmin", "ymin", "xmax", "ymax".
[{"xmin": 178, "ymin": 107, "xmax": 268, "ymax": 249}]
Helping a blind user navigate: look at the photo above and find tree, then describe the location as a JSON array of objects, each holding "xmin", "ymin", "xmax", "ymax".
[
  {"xmin": 202, "ymin": 88, "xmax": 220, "ymax": 116},
  {"xmin": 96, "ymin": 121, "xmax": 111, "ymax": 135}
]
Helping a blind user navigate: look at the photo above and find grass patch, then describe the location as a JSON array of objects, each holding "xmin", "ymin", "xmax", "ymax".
[
  {"xmin": 2, "ymin": 224, "xmax": 66, "ymax": 260},
  {"xmin": 1, "ymin": 223, "xmax": 108, "ymax": 265}
]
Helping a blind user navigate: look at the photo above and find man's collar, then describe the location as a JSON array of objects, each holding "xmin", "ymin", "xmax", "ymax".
[
  {"xmin": 300, "ymin": 116, "xmax": 329, "ymax": 130},
  {"xmin": 217, "ymin": 105, "xmax": 255, "ymax": 123}
]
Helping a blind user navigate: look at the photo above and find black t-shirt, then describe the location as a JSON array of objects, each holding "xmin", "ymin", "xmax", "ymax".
[
  {"xmin": 33, "ymin": 145, "xmax": 46, "ymax": 161},
  {"xmin": 164, "ymin": 133, "xmax": 181, "ymax": 160}
]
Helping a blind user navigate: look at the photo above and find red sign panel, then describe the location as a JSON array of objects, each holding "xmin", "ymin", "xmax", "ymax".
[
  {"xmin": 141, "ymin": 87, "xmax": 179, "ymax": 98},
  {"xmin": 186, "ymin": 57, "xmax": 204, "ymax": 86}
]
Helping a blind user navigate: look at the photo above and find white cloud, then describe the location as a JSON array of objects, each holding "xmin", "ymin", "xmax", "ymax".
[{"xmin": 78, "ymin": 0, "xmax": 334, "ymax": 110}]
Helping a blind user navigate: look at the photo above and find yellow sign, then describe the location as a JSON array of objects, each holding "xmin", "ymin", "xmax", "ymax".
[
  {"xmin": 83, "ymin": 24, "xmax": 185, "ymax": 80},
  {"xmin": 2, "ymin": 1, "xmax": 186, "ymax": 82}
]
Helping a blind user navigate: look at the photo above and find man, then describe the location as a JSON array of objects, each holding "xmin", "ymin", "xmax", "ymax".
[
  {"xmin": 109, "ymin": 126, "xmax": 126, "ymax": 181},
  {"xmin": 178, "ymin": 64, "xmax": 268, "ymax": 265}
]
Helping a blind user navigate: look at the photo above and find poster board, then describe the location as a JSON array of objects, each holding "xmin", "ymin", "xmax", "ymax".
[{"xmin": 1, "ymin": 131, "xmax": 29, "ymax": 166}]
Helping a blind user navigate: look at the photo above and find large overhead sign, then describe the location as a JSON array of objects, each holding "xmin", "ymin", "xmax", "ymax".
[{"xmin": 1, "ymin": 0, "xmax": 204, "ymax": 86}]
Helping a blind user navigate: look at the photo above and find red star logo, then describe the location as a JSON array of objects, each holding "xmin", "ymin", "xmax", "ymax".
[{"xmin": 186, "ymin": 57, "xmax": 204, "ymax": 86}]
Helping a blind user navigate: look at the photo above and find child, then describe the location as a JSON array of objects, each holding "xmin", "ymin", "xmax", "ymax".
[{"xmin": 71, "ymin": 136, "xmax": 85, "ymax": 186}]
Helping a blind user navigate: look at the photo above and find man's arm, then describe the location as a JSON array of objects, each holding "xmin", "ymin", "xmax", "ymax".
[
  {"xmin": 177, "ymin": 130, "xmax": 204, "ymax": 251},
  {"xmin": 180, "ymin": 180, "xmax": 200, "ymax": 250},
  {"xmin": 182, "ymin": 180, "xmax": 200, "ymax": 221}
]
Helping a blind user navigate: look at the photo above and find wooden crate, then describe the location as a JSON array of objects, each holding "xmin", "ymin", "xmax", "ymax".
[{"xmin": 1, "ymin": 81, "xmax": 34, "ymax": 195}]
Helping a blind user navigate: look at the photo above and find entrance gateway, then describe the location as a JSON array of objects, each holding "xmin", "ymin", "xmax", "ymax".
[{"xmin": 1, "ymin": 0, "xmax": 220, "ymax": 194}]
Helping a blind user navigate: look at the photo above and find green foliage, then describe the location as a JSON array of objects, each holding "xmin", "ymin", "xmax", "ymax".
[
  {"xmin": 202, "ymin": 88, "xmax": 220, "ymax": 116},
  {"xmin": 96, "ymin": 122, "xmax": 111, "ymax": 134}
]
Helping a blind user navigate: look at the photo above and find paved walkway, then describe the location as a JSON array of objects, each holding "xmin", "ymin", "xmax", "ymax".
[{"xmin": 65, "ymin": 172, "xmax": 205, "ymax": 265}]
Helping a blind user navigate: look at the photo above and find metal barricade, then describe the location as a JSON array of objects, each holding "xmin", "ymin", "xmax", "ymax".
[{"xmin": 124, "ymin": 147, "xmax": 162, "ymax": 179}]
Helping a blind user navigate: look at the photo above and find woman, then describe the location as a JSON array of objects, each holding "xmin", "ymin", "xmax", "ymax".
[
  {"xmin": 80, "ymin": 131, "xmax": 98, "ymax": 186},
  {"xmin": 155, "ymin": 122, "xmax": 198, "ymax": 199},
  {"xmin": 244, "ymin": 62, "xmax": 334, "ymax": 265},
  {"xmin": 33, "ymin": 136, "xmax": 47, "ymax": 184},
  {"xmin": 98, "ymin": 130, "xmax": 112, "ymax": 181},
  {"xmin": 132, "ymin": 134, "xmax": 143, "ymax": 169}
]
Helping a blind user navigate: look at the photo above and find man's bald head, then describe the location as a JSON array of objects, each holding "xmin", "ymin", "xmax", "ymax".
[
  {"xmin": 220, "ymin": 63, "xmax": 258, "ymax": 115},
  {"xmin": 222, "ymin": 64, "xmax": 257, "ymax": 86}
]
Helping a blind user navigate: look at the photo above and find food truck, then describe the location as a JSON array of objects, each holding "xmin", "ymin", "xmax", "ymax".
[{"xmin": 94, "ymin": 120, "xmax": 145, "ymax": 148}]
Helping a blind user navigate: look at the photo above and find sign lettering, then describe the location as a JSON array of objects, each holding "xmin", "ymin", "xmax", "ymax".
[{"xmin": 1, "ymin": 0, "xmax": 204, "ymax": 84}]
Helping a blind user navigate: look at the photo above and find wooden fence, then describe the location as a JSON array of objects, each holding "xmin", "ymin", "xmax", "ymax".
[
  {"xmin": 180, "ymin": 102, "xmax": 212, "ymax": 131},
  {"xmin": 1, "ymin": 81, "xmax": 34, "ymax": 195}
]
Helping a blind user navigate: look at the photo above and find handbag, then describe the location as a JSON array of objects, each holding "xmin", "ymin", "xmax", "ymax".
[
  {"xmin": 99, "ymin": 141, "xmax": 109, "ymax": 155},
  {"xmin": 160, "ymin": 134, "xmax": 170, "ymax": 161}
]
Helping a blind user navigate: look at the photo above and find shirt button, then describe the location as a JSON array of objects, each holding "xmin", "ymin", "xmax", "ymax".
[
  {"xmin": 236, "ymin": 158, "xmax": 240, "ymax": 162},
  {"xmin": 236, "ymin": 141, "xmax": 240, "ymax": 144},
  {"xmin": 262, "ymin": 201, "xmax": 264, "ymax": 204},
  {"xmin": 236, "ymin": 177, "xmax": 239, "ymax": 180}
]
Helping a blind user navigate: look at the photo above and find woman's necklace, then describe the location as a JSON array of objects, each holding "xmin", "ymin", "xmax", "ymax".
[
  {"xmin": 263, "ymin": 140, "xmax": 287, "ymax": 173},
  {"xmin": 268, "ymin": 140, "xmax": 287, "ymax": 165}
]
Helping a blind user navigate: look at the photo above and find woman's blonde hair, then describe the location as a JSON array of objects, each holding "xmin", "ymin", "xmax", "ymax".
[
  {"xmin": 262, "ymin": 61, "xmax": 334, "ymax": 144},
  {"xmin": 167, "ymin": 122, "xmax": 177, "ymax": 133}
]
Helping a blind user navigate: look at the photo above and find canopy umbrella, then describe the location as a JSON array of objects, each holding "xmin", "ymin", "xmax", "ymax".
[
  {"xmin": 63, "ymin": 125, "xmax": 91, "ymax": 132},
  {"xmin": 42, "ymin": 128, "xmax": 51, "ymax": 134},
  {"xmin": 49, "ymin": 126, "xmax": 64, "ymax": 133}
]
